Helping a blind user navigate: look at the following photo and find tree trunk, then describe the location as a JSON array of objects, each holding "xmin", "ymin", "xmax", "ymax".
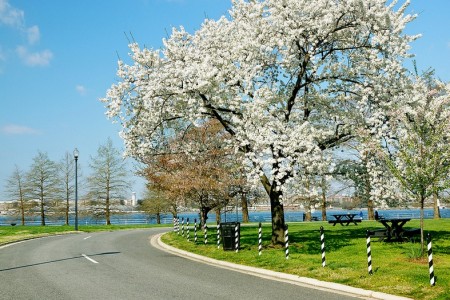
[
  {"xmin": 321, "ymin": 193, "xmax": 326, "ymax": 221},
  {"xmin": 40, "ymin": 197, "xmax": 46, "ymax": 226},
  {"xmin": 364, "ymin": 173, "xmax": 375, "ymax": 220},
  {"xmin": 215, "ymin": 208, "xmax": 221, "ymax": 224},
  {"xmin": 171, "ymin": 204, "xmax": 178, "ymax": 219},
  {"xmin": 269, "ymin": 189, "xmax": 285, "ymax": 245},
  {"xmin": 106, "ymin": 195, "xmax": 111, "ymax": 225},
  {"xmin": 367, "ymin": 199, "xmax": 375, "ymax": 220},
  {"xmin": 241, "ymin": 192, "xmax": 249, "ymax": 223},
  {"xmin": 259, "ymin": 174, "xmax": 286, "ymax": 245},
  {"xmin": 420, "ymin": 195, "xmax": 425, "ymax": 256},
  {"xmin": 321, "ymin": 176, "xmax": 327, "ymax": 221},
  {"xmin": 433, "ymin": 192, "xmax": 441, "ymax": 219},
  {"xmin": 305, "ymin": 208, "xmax": 311, "ymax": 221},
  {"xmin": 200, "ymin": 206, "xmax": 210, "ymax": 228},
  {"xmin": 65, "ymin": 196, "xmax": 69, "ymax": 226},
  {"xmin": 156, "ymin": 212, "xmax": 161, "ymax": 224},
  {"xmin": 304, "ymin": 179, "xmax": 312, "ymax": 222},
  {"xmin": 20, "ymin": 198, "xmax": 25, "ymax": 226}
]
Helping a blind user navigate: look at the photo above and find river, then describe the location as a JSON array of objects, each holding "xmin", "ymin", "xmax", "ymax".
[{"xmin": 0, "ymin": 207, "xmax": 448, "ymax": 226}]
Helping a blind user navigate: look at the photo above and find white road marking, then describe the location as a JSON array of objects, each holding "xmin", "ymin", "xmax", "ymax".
[
  {"xmin": 83, "ymin": 236, "xmax": 92, "ymax": 240},
  {"xmin": 82, "ymin": 254, "xmax": 99, "ymax": 264}
]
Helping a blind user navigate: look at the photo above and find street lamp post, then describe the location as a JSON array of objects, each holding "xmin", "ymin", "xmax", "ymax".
[{"xmin": 73, "ymin": 148, "xmax": 79, "ymax": 231}]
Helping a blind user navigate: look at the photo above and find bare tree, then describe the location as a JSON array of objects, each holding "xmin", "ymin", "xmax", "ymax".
[
  {"xmin": 4, "ymin": 165, "xmax": 27, "ymax": 225},
  {"xmin": 87, "ymin": 138, "xmax": 130, "ymax": 225},
  {"xmin": 60, "ymin": 152, "xmax": 77, "ymax": 225},
  {"xmin": 26, "ymin": 151, "xmax": 61, "ymax": 226}
]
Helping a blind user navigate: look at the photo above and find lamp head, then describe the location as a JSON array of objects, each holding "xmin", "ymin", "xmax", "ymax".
[{"xmin": 73, "ymin": 148, "xmax": 79, "ymax": 159}]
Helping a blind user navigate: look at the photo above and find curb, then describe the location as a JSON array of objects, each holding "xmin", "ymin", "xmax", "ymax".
[{"xmin": 152, "ymin": 233, "xmax": 413, "ymax": 300}]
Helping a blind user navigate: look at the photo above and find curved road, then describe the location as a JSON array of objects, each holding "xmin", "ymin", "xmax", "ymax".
[{"xmin": 0, "ymin": 228, "xmax": 363, "ymax": 300}]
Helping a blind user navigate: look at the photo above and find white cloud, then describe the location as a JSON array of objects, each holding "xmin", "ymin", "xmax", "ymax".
[
  {"xmin": 27, "ymin": 25, "xmax": 40, "ymax": 44},
  {"xmin": 0, "ymin": 1, "xmax": 49, "ymax": 69},
  {"xmin": 0, "ymin": 0, "xmax": 24, "ymax": 28},
  {"xmin": 16, "ymin": 46, "xmax": 53, "ymax": 66},
  {"xmin": 1, "ymin": 124, "xmax": 40, "ymax": 135},
  {"xmin": 0, "ymin": 1, "xmax": 41, "ymax": 44},
  {"xmin": 76, "ymin": 85, "xmax": 87, "ymax": 96}
]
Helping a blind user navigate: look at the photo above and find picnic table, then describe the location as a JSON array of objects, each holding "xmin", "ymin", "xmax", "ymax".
[
  {"xmin": 328, "ymin": 213, "xmax": 361, "ymax": 226},
  {"xmin": 369, "ymin": 218, "xmax": 419, "ymax": 242}
]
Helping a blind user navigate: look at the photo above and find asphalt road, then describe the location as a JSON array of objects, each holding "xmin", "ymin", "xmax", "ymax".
[{"xmin": 0, "ymin": 228, "xmax": 363, "ymax": 300}]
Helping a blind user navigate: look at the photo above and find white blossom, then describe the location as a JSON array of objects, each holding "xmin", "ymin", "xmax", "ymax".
[{"xmin": 101, "ymin": 0, "xmax": 417, "ymax": 211}]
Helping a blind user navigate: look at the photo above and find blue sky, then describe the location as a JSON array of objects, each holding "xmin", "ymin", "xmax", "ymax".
[{"xmin": 0, "ymin": 0, "xmax": 449, "ymax": 202}]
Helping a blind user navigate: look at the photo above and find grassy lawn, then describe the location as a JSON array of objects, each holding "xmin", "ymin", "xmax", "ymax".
[{"xmin": 161, "ymin": 219, "xmax": 450, "ymax": 300}]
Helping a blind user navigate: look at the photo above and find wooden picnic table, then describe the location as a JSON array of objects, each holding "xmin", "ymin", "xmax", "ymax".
[
  {"xmin": 370, "ymin": 218, "xmax": 419, "ymax": 242},
  {"xmin": 328, "ymin": 213, "xmax": 361, "ymax": 226}
]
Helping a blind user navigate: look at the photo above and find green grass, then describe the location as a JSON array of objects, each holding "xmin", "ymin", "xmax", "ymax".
[
  {"xmin": 162, "ymin": 219, "xmax": 450, "ymax": 300},
  {"xmin": 0, "ymin": 224, "xmax": 163, "ymax": 246}
]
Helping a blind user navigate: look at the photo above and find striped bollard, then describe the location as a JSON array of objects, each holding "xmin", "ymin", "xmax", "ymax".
[
  {"xmin": 366, "ymin": 230, "xmax": 373, "ymax": 275},
  {"xmin": 194, "ymin": 219, "xmax": 198, "ymax": 243},
  {"xmin": 258, "ymin": 222, "xmax": 262, "ymax": 256},
  {"xmin": 217, "ymin": 222, "xmax": 221, "ymax": 249},
  {"xmin": 204, "ymin": 224, "xmax": 208, "ymax": 245},
  {"xmin": 181, "ymin": 217, "xmax": 185, "ymax": 237},
  {"xmin": 427, "ymin": 233, "xmax": 436, "ymax": 286},
  {"xmin": 186, "ymin": 218, "xmax": 190, "ymax": 241},
  {"xmin": 173, "ymin": 217, "xmax": 176, "ymax": 232},
  {"xmin": 284, "ymin": 224, "xmax": 289, "ymax": 260},
  {"xmin": 320, "ymin": 226, "xmax": 326, "ymax": 267},
  {"xmin": 235, "ymin": 222, "xmax": 239, "ymax": 253},
  {"xmin": 176, "ymin": 217, "xmax": 180, "ymax": 235}
]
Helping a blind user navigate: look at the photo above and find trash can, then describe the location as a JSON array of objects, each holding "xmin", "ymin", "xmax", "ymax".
[{"xmin": 220, "ymin": 222, "xmax": 240, "ymax": 250}]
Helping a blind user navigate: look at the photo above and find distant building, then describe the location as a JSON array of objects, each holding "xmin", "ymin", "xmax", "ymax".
[
  {"xmin": 131, "ymin": 192, "xmax": 137, "ymax": 206},
  {"xmin": 123, "ymin": 192, "xmax": 137, "ymax": 207}
]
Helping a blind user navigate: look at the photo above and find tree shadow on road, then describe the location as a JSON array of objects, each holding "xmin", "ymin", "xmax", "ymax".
[{"xmin": 0, "ymin": 251, "xmax": 121, "ymax": 272}]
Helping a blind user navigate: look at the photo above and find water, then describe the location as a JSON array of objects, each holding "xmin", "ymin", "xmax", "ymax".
[
  {"xmin": 177, "ymin": 208, "xmax": 450, "ymax": 224},
  {"xmin": 1, "ymin": 207, "xmax": 448, "ymax": 226}
]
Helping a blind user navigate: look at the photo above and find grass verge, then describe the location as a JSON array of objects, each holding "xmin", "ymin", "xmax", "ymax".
[
  {"xmin": 0, "ymin": 224, "xmax": 164, "ymax": 246},
  {"xmin": 161, "ymin": 219, "xmax": 450, "ymax": 300}
]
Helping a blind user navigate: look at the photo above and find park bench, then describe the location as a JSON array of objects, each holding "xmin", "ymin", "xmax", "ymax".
[{"xmin": 302, "ymin": 214, "xmax": 319, "ymax": 222}]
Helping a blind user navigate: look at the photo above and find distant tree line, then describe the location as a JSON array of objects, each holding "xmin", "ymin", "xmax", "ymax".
[{"xmin": 3, "ymin": 137, "xmax": 130, "ymax": 226}]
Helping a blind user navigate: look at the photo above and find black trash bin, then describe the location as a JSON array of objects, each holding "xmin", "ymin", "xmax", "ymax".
[{"xmin": 220, "ymin": 222, "xmax": 240, "ymax": 250}]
